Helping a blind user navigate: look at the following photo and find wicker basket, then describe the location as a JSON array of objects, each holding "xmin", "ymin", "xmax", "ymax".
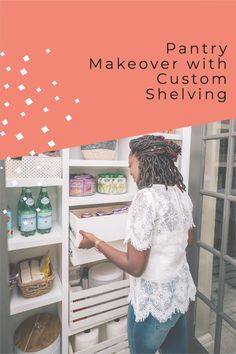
[
  {"xmin": 17, "ymin": 258, "xmax": 55, "ymax": 298},
  {"xmin": 81, "ymin": 140, "xmax": 117, "ymax": 160}
]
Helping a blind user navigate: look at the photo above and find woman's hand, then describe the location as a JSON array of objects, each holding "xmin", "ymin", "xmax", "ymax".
[{"xmin": 78, "ymin": 230, "xmax": 97, "ymax": 249}]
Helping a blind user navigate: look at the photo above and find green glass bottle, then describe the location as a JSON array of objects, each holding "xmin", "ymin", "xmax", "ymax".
[
  {"xmin": 36, "ymin": 187, "xmax": 52, "ymax": 234},
  {"xmin": 17, "ymin": 187, "xmax": 26, "ymax": 231},
  {"xmin": 20, "ymin": 188, "xmax": 36, "ymax": 236}
]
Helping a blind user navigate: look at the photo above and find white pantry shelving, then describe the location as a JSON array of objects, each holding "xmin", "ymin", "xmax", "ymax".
[
  {"xmin": 5, "ymin": 128, "xmax": 191, "ymax": 353},
  {"xmin": 8, "ymin": 222, "xmax": 63, "ymax": 251}
]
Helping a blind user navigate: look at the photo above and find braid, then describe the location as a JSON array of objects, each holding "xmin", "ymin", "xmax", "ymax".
[{"xmin": 129, "ymin": 135, "xmax": 186, "ymax": 191}]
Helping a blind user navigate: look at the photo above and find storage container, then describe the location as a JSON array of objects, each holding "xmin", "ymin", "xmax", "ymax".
[
  {"xmin": 88, "ymin": 262, "xmax": 124, "ymax": 288},
  {"xmin": 81, "ymin": 140, "xmax": 117, "ymax": 160},
  {"xmin": 69, "ymin": 174, "xmax": 96, "ymax": 197},
  {"xmin": 14, "ymin": 313, "xmax": 61, "ymax": 354},
  {"xmin": 69, "ymin": 278, "xmax": 129, "ymax": 331},
  {"xmin": 17, "ymin": 257, "xmax": 55, "ymax": 298},
  {"xmin": 97, "ymin": 173, "xmax": 127, "ymax": 194},
  {"xmin": 5, "ymin": 156, "xmax": 62, "ymax": 179}
]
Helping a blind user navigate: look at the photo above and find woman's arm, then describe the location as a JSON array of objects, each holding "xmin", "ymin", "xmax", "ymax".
[{"xmin": 79, "ymin": 231, "xmax": 150, "ymax": 277}]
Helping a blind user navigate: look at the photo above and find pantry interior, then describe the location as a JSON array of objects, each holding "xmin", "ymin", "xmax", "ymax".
[{"xmin": 5, "ymin": 128, "xmax": 191, "ymax": 354}]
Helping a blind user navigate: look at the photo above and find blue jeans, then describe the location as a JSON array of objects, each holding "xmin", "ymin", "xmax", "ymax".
[{"xmin": 127, "ymin": 303, "xmax": 187, "ymax": 354}]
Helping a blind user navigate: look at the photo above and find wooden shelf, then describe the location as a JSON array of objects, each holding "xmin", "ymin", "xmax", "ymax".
[
  {"xmin": 69, "ymin": 193, "xmax": 134, "ymax": 206},
  {"xmin": 10, "ymin": 273, "xmax": 62, "ymax": 315},
  {"xmin": 8, "ymin": 222, "xmax": 63, "ymax": 251},
  {"xmin": 69, "ymin": 160, "xmax": 129, "ymax": 168},
  {"xmin": 6, "ymin": 178, "xmax": 63, "ymax": 188}
]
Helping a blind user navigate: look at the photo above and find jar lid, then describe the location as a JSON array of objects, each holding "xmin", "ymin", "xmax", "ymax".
[
  {"xmin": 89, "ymin": 262, "xmax": 123, "ymax": 282},
  {"xmin": 14, "ymin": 313, "xmax": 60, "ymax": 352}
]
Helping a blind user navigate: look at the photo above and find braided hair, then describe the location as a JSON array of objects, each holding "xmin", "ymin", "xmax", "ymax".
[{"xmin": 129, "ymin": 135, "xmax": 186, "ymax": 191}]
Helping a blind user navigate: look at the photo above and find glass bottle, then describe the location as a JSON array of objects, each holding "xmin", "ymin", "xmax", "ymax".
[
  {"xmin": 20, "ymin": 188, "xmax": 36, "ymax": 236},
  {"xmin": 17, "ymin": 187, "xmax": 26, "ymax": 231},
  {"xmin": 36, "ymin": 187, "xmax": 52, "ymax": 234}
]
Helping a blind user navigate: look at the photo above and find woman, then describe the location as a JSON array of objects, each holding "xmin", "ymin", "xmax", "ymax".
[{"xmin": 79, "ymin": 135, "xmax": 196, "ymax": 354}]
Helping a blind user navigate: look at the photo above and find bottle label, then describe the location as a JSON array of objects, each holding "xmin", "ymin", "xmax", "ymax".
[
  {"xmin": 37, "ymin": 212, "xmax": 52, "ymax": 230},
  {"xmin": 26, "ymin": 198, "xmax": 34, "ymax": 206},
  {"xmin": 41, "ymin": 197, "xmax": 50, "ymax": 205},
  {"xmin": 21, "ymin": 214, "xmax": 36, "ymax": 232},
  {"xmin": 7, "ymin": 210, "xmax": 13, "ymax": 237}
]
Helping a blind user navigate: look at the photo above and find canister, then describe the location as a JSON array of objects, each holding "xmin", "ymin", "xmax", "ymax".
[
  {"xmin": 69, "ymin": 174, "xmax": 96, "ymax": 196},
  {"xmin": 14, "ymin": 313, "xmax": 61, "ymax": 354}
]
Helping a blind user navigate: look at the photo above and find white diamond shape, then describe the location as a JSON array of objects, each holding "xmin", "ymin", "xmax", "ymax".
[
  {"xmin": 41, "ymin": 126, "xmax": 49, "ymax": 133},
  {"xmin": 11, "ymin": 180, "xmax": 18, "ymax": 186},
  {"xmin": 20, "ymin": 112, "xmax": 26, "ymax": 117},
  {"xmin": 18, "ymin": 84, "xmax": 25, "ymax": 91},
  {"xmin": 25, "ymin": 98, "xmax": 33, "ymax": 106},
  {"xmin": 0, "ymin": 131, "xmax": 6, "ymax": 136},
  {"xmin": 16, "ymin": 132, "xmax": 24, "ymax": 141},
  {"xmin": 2, "ymin": 209, "xmax": 7, "ymax": 214},
  {"xmin": 45, "ymin": 48, "xmax": 51, "ymax": 54},
  {"xmin": 0, "ymin": 51, "xmax": 5, "ymax": 57},
  {"xmin": 52, "ymin": 80, "xmax": 57, "ymax": 86},
  {"xmin": 36, "ymin": 87, "xmax": 42, "ymax": 93},
  {"xmin": 23, "ymin": 55, "xmax": 30, "ymax": 62},
  {"xmin": 29, "ymin": 150, "xmax": 36, "ymax": 156},
  {"xmin": 36, "ymin": 207, "xmax": 41, "ymax": 212},
  {"xmin": 6, "ymin": 157, "xmax": 11, "ymax": 161},
  {"xmin": 6, "ymin": 66, "xmax": 11, "ymax": 72},
  {"xmin": 43, "ymin": 107, "xmax": 49, "ymax": 112},
  {"xmin": 16, "ymin": 167, "xmax": 22, "ymax": 174},
  {"xmin": 48, "ymin": 140, "xmax": 55, "ymax": 148},
  {"xmin": 4, "ymin": 102, "xmax": 10, "ymax": 107},
  {"xmin": 65, "ymin": 114, "xmax": 72, "ymax": 122},
  {"xmin": 23, "ymin": 197, "xmax": 27, "ymax": 201},
  {"xmin": 4, "ymin": 84, "xmax": 10, "ymax": 89},
  {"xmin": 0, "ymin": 166, "xmax": 3, "ymax": 170},
  {"xmin": 74, "ymin": 98, "xmax": 80, "ymax": 103},
  {"xmin": 20, "ymin": 68, "xmax": 27, "ymax": 76},
  {"xmin": 54, "ymin": 96, "xmax": 60, "ymax": 101},
  {"xmin": 2, "ymin": 119, "xmax": 8, "ymax": 126}
]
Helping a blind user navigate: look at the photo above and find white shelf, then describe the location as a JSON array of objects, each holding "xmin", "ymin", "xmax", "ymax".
[
  {"xmin": 69, "ymin": 160, "xmax": 129, "ymax": 168},
  {"xmin": 6, "ymin": 178, "xmax": 63, "ymax": 188},
  {"xmin": 8, "ymin": 223, "xmax": 63, "ymax": 251},
  {"xmin": 10, "ymin": 272, "xmax": 62, "ymax": 315},
  {"xmin": 69, "ymin": 193, "xmax": 134, "ymax": 206}
]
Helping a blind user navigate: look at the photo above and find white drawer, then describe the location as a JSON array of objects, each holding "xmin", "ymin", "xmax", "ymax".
[
  {"xmin": 69, "ymin": 233, "xmax": 127, "ymax": 266},
  {"xmin": 70, "ymin": 205, "xmax": 129, "ymax": 244}
]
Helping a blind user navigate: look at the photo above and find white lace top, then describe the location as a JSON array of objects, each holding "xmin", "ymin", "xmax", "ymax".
[{"xmin": 123, "ymin": 185, "xmax": 196, "ymax": 322}]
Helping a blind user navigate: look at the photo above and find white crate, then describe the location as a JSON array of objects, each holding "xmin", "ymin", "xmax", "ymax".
[
  {"xmin": 70, "ymin": 205, "xmax": 128, "ymax": 244},
  {"xmin": 70, "ymin": 279, "xmax": 129, "ymax": 331},
  {"xmin": 5, "ymin": 156, "xmax": 62, "ymax": 179},
  {"xmin": 70, "ymin": 332, "xmax": 129, "ymax": 354}
]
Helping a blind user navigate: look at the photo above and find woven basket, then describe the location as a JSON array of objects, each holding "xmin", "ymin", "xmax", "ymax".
[{"xmin": 17, "ymin": 258, "xmax": 55, "ymax": 298}]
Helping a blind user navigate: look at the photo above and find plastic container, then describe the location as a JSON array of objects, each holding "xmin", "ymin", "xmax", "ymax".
[
  {"xmin": 69, "ymin": 174, "xmax": 96, "ymax": 196},
  {"xmin": 97, "ymin": 173, "xmax": 127, "ymax": 194},
  {"xmin": 89, "ymin": 262, "xmax": 123, "ymax": 288}
]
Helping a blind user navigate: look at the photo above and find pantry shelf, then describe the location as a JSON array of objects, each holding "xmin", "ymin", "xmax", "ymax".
[
  {"xmin": 6, "ymin": 178, "xmax": 63, "ymax": 188},
  {"xmin": 69, "ymin": 160, "xmax": 129, "ymax": 168},
  {"xmin": 10, "ymin": 272, "xmax": 62, "ymax": 315},
  {"xmin": 8, "ymin": 223, "xmax": 63, "ymax": 251},
  {"xmin": 69, "ymin": 193, "xmax": 134, "ymax": 206}
]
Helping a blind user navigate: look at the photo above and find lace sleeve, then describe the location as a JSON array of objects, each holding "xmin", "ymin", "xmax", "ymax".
[{"xmin": 124, "ymin": 189, "xmax": 156, "ymax": 251}]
